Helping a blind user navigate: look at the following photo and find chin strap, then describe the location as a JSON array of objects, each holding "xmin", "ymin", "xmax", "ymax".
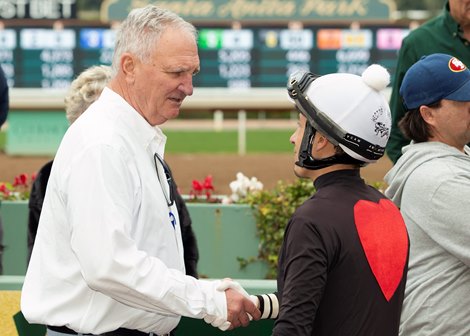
[{"xmin": 296, "ymin": 123, "xmax": 365, "ymax": 170}]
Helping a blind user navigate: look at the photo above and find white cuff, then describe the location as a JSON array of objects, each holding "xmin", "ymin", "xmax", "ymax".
[
  {"xmin": 256, "ymin": 293, "xmax": 279, "ymax": 319},
  {"xmin": 199, "ymin": 279, "xmax": 230, "ymax": 330}
]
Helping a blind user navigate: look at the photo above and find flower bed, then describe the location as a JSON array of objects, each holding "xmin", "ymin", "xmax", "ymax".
[
  {"xmin": 1, "ymin": 172, "xmax": 317, "ymax": 279},
  {"xmin": 0, "ymin": 200, "xmax": 270, "ymax": 278}
]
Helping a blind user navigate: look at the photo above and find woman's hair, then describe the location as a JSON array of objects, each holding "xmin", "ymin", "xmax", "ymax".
[
  {"xmin": 399, "ymin": 100, "xmax": 441, "ymax": 143},
  {"xmin": 64, "ymin": 65, "xmax": 112, "ymax": 124},
  {"xmin": 112, "ymin": 5, "xmax": 197, "ymax": 76}
]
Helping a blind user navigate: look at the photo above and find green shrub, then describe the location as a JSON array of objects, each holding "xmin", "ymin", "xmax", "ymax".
[{"xmin": 240, "ymin": 178, "xmax": 316, "ymax": 279}]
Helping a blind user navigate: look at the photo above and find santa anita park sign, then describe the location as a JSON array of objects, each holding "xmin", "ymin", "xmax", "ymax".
[{"xmin": 101, "ymin": 0, "xmax": 395, "ymax": 22}]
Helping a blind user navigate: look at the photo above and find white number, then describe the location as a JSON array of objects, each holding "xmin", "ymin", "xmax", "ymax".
[
  {"xmin": 40, "ymin": 50, "xmax": 73, "ymax": 62},
  {"xmin": 286, "ymin": 50, "xmax": 311, "ymax": 62},
  {"xmin": 286, "ymin": 63, "xmax": 310, "ymax": 76},
  {"xmin": 219, "ymin": 63, "xmax": 251, "ymax": 79},
  {"xmin": 218, "ymin": 50, "xmax": 251, "ymax": 63},
  {"xmin": 41, "ymin": 64, "xmax": 74, "ymax": 78},
  {"xmin": 336, "ymin": 49, "xmax": 370, "ymax": 63}
]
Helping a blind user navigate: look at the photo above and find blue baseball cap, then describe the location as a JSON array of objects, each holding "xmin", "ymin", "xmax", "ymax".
[{"xmin": 400, "ymin": 53, "xmax": 470, "ymax": 110}]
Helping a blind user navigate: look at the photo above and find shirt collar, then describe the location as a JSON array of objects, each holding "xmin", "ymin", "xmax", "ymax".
[
  {"xmin": 100, "ymin": 87, "xmax": 167, "ymax": 156},
  {"xmin": 444, "ymin": 1, "xmax": 469, "ymax": 42},
  {"xmin": 313, "ymin": 169, "xmax": 362, "ymax": 190}
]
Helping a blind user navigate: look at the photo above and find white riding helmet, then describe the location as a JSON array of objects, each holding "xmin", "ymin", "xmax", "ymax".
[{"xmin": 287, "ymin": 64, "xmax": 391, "ymax": 166}]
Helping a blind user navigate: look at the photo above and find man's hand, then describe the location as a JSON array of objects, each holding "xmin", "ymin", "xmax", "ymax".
[
  {"xmin": 204, "ymin": 279, "xmax": 261, "ymax": 331},
  {"xmin": 225, "ymin": 287, "xmax": 261, "ymax": 329}
]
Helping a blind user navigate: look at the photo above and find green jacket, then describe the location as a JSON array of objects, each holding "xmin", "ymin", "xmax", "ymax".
[{"xmin": 386, "ymin": 2, "xmax": 470, "ymax": 163}]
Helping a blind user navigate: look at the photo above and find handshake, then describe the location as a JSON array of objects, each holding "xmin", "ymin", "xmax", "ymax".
[{"xmin": 204, "ymin": 278, "xmax": 261, "ymax": 331}]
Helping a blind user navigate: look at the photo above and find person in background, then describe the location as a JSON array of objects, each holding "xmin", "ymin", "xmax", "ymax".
[
  {"xmin": 385, "ymin": 53, "xmax": 470, "ymax": 336},
  {"xmin": 386, "ymin": 0, "xmax": 470, "ymax": 163},
  {"xmin": 21, "ymin": 5, "xmax": 259, "ymax": 336},
  {"xmin": 0, "ymin": 65, "xmax": 8, "ymax": 127},
  {"xmin": 0, "ymin": 65, "xmax": 9, "ymax": 275},
  {"xmin": 27, "ymin": 65, "xmax": 199, "ymax": 281},
  {"xmin": 245, "ymin": 65, "xmax": 409, "ymax": 335}
]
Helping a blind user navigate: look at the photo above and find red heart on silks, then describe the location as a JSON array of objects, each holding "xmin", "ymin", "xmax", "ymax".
[{"xmin": 354, "ymin": 199, "xmax": 409, "ymax": 302}]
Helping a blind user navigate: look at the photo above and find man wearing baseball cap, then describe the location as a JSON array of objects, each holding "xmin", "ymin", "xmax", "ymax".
[{"xmin": 385, "ymin": 53, "xmax": 470, "ymax": 336}]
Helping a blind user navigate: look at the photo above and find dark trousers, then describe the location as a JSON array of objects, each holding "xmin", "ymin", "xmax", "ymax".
[{"xmin": 47, "ymin": 326, "xmax": 165, "ymax": 336}]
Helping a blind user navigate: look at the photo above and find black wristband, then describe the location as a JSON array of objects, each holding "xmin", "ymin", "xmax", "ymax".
[{"xmin": 256, "ymin": 294, "xmax": 264, "ymax": 315}]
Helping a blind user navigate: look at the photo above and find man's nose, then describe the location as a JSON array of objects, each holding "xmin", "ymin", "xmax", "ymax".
[
  {"xmin": 289, "ymin": 131, "xmax": 297, "ymax": 144},
  {"xmin": 179, "ymin": 75, "xmax": 194, "ymax": 96}
]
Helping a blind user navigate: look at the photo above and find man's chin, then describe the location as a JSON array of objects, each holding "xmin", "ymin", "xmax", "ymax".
[
  {"xmin": 165, "ymin": 108, "xmax": 181, "ymax": 120},
  {"xmin": 293, "ymin": 165, "xmax": 306, "ymax": 179},
  {"xmin": 149, "ymin": 109, "xmax": 180, "ymax": 126}
]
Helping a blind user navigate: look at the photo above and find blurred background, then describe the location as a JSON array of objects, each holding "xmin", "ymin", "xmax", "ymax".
[
  {"xmin": 0, "ymin": 0, "xmax": 446, "ymax": 194},
  {"xmin": 0, "ymin": 3, "xmax": 449, "ymax": 332}
]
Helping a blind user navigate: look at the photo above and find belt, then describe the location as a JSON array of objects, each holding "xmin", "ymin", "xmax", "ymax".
[{"xmin": 47, "ymin": 325, "xmax": 167, "ymax": 336}]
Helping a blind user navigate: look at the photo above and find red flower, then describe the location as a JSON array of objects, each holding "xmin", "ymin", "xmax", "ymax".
[
  {"xmin": 203, "ymin": 175, "xmax": 214, "ymax": 190},
  {"xmin": 192, "ymin": 180, "xmax": 203, "ymax": 193},
  {"xmin": 0, "ymin": 183, "xmax": 9, "ymax": 195},
  {"xmin": 13, "ymin": 173, "xmax": 28, "ymax": 187},
  {"xmin": 1, "ymin": 172, "xmax": 36, "ymax": 200},
  {"xmin": 189, "ymin": 175, "xmax": 219, "ymax": 202}
]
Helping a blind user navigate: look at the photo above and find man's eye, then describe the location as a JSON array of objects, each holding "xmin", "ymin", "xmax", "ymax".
[{"xmin": 169, "ymin": 72, "xmax": 183, "ymax": 77}]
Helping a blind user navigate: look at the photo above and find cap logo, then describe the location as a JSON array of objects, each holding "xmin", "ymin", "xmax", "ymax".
[{"xmin": 449, "ymin": 57, "xmax": 466, "ymax": 72}]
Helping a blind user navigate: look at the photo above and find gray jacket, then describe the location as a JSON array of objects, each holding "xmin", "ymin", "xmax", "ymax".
[{"xmin": 385, "ymin": 142, "xmax": 470, "ymax": 336}]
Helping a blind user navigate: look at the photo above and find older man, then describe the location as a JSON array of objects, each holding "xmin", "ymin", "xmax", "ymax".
[{"xmin": 21, "ymin": 6, "xmax": 259, "ymax": 336}]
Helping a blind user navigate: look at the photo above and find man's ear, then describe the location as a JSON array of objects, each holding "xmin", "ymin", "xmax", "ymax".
[
  {"xmin": 120, "ymin": 53, "xmax": 136, "ymax": 84},
  {"xmin": 310, "ymin": 132, "xmax": 333, "ymax": 158},
  {"xmin": 315, "ymin": 133, "xmax": 330, "ymax": 150},
  {"xmin": 419, "ymin": 105, "xmax": 436, "ymax": 126}
]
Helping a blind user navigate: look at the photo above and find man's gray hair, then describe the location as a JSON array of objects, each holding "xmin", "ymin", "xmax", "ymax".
[{"xmin": 112, "ymin": 5, "xmax": 197, "ymax": 76}]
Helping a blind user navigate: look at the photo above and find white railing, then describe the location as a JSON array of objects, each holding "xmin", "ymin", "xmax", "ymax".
[
  {"xmin": 9, "ymin": 87, "xmax": 391, "ymax": 155},
  {"xmin": 10, "ymin": 87, "xmax": 391, "ymax": 110},
  {"xmin": 10, "ymin": 87, "xmax": 293, "ymax": 110}
]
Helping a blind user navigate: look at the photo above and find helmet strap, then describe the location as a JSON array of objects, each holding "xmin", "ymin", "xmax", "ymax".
[{"xmin": 296, "ymin": 123, "xmax": 365, "ymax": 170}]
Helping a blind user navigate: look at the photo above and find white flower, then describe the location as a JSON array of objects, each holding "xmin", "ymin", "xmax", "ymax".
[{"xmin": 226, "ymin": 172, "xmax": 263, "ymax": 203}]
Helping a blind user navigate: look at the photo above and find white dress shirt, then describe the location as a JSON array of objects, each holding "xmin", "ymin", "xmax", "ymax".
[{"xmin": 21, "ymin": 88, "xmax": 226, "ymax": 335}]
